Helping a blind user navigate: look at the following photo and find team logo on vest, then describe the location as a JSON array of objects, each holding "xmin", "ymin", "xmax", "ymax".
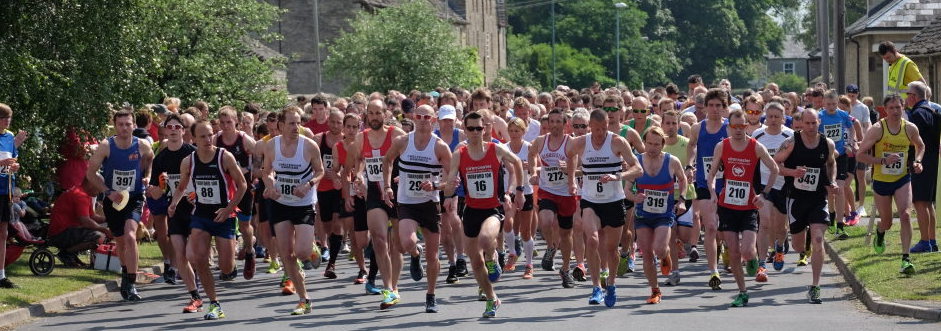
[
  {"xmin": 129, "ymin": 152, "xmax": 140, "ymax": 161},
  {"xmin": 732, "ymin": 164, "xmax": 745, "ymax": 177}
]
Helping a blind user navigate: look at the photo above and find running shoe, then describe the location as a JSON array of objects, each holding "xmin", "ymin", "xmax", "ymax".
[
  {"xmin": 267, "ymin": 259, "xmax": 282, "ymax": 274},
  {"xmin": 255, "ymin": 245, "xmax": 267, "ymax": 258},
  {"xmin": 482, "ymin": 298, "xmax": 501, "ymax": 318},
  {"xmin": 425, "ymin": 294, "xmax": 438, "ymax": 313},
  {"xmin": 588, "ymin": 286, "xmax": 603, "ymax": 305},
  {"xmin": 522, "ymin": 265, "xmax": 535, "ymax": 280},
  {"xmin": 126, "ymin": 285, "xmax": 142, "ymax": 301},
  {"xmin": 379, "ymin": 289, "xmax": 400, "ymax": 310},
  {"xmin": 627, "ymin": 255, "xmax": 636, "ymax": 273},
  {"xmin": 835, "ymin": 228, "xmax": 849, "ymax": 241},
  {"xmin": 617, "ymin": 254, "xmax": 629, "ymax": 276},
  {"xmin": 163, "ymin": 266, "xmax": 177, "ymax": 285},
  {"xmin": 572, "ymin": 265, "xmax": 587, "ymax": 282},
  {"xmin": 204, "ymin": 302, "xmax": 225, "ymax": 320},
  {"xmin": 505, "ymin": 254, "xmax": 519, "ymax": 272},
  {"xmin": 931, "ymin": 240, "xmax": 939, "ymax": 252},
  {"xmin": 310, "ymin": 245, "xmax": 322, "ymax": 269},
  {"xmin": 446, "ymin": 265, "xmax": 459, "ymax": 284},
  {"xmin": 341, "ymin": 242, "xmax": 351, "ymax": 254},
  {"xmin": 478, "ymin": 287, "xmax": 488, "ymax": 301},
  {"xmin": 514, "ymin": 237, "xmax": 523, "ymax": 257},
  {"xmin": 807, "ymin": 286, "xmax": 822, "ymax": 304},
  {"xmin": 646, "ymin": 288, "xmax": 662, "ymax": 304},
  {"xmin": 765, "ymin": 249, "xmax": 774, "ymax": 264},
  {"xmin": 910, "ymin": 240, "xmax": 932, "ymax": 253},
  {"xmin": 560, "ymin": 269, "xmax": 576, "ymax": 288},
  {"xmin": 279, "ymin": 273, "xmax": 288, "ymax": 287},
  {"xmin": 456, "ymin": 258, "xmax": 469, "ymax": 277},
  {"xmin": 365, "ymin": 281, "xmax": 382, "ymax": 295},
  {"xmin": 604, "ymin": 285, "xmax": 617, "ymax": 307},
  {"xmin": 183, "ymin": 298, "xmax": 203, "ymax": 313},
  {"xmin": 720, "ymin": 246, "xmax": 730, "ymax": 271},
  {"xmin": 900, "ymin": 260, "xmax": 916, "ymax": 275},
  {"xmin": 410, "ymin": 249, "xmax": 424, "ymax": 282},
  {"xmin": 324, "ymin": 263, "xmax": 337, "ymax": 279},
  {"xmin": 291, "ymin": 300, "xmax": 312, "ymax": 315},
  {"xmin": 219, "ymin": 269, "xmax": 237, "ymax": 281},
  {"xmin": 873, "ymin": 233, "xmax": 886, "ymax": 254},
  {"xmin": 730, "ymin": 291, "xmax": 749, "ymax": 307},
  {"xmin": 665, "ymin": 271, "xmax": 681, "ymax": 286},
  {"xmin": 541, "ymin": 248, "xmax": 557, "ymax": 271},
  {"xmin": 688, "ymin": 247, "xmax": 699, "ymax": 263},
  {"xmin": 486, "ymin": 260, "xmax": 503, "ymax": 282},
  {"xmin": 354, "ymin": 269, "xmax": 367, "ymax": 284},
  {"xmin": 244, "ymin": 253, "xmax": 256, "ymax": 280},
  {"xmin": 796, "ymin": 253, "xmax": 808, "ymax": 267},
  {"xmin": 745, "ymin": 259, "xmax": 759, "ymax": 277},
  {"xmin": 773, "ymin": 252, "xmax": 785, "ymax": 271},
  {"xmin": 282, "ymin": 280, "xmax": 296, "ymax": 295},
  {"xmin": 846, "ymin": 211, "xmax": 860, "ymax": 226},
  {"xmin": 660, "ymin": 257, "xmax": 671, "ymax": 276},
  {"xmin": 320, "ymin": 246, "xmax": 330, "ymax": 263},
  {"xmin": 708, "ymin": 272, "xmax": 722, "ymax": 291},
  {"xmin": 755, "ymin": 267, "xmax": 768, "ymax": 282},
  {"xmin": 497, "ymin": 250, "xmax": 507, "ymax": 271},
  {"xmin": 600, "ymin": 270, "xmax": 609, "ymax": 288}
]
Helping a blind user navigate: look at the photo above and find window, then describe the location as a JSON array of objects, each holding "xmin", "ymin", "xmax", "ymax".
[{"xmin": 783, "ymin": 62, "xmax": 795, "ymax": 75}]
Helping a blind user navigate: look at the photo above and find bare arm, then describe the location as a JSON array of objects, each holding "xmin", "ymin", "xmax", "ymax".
[
  {"xmin": 670, "ymin": 155, "xmax": 688, "ymax": 198},
  {"xmin": 686, "ymin": 122, "xmax": 700, "ymax": 166},
  {"xmin": 85, "ymin": 139, "xmax": 110, "ymax": 193},
  {"xmin": 627, "ymin": 128, "xmax": 646, "ymax": 153},
  {"xmin": 139, "ymin": 139, "xmax": 154, "ymax": 184},
  {"xmin": 856, "ymin": 122, "xmax": 884, "ymax": 165},
  {"xmin": 441, "ymin": 150, "xmax": 462, "ymax": 197},
  {"xmin": 382, "ymin": 135, "xmax": 407, "ymax": 189},
  {"xmin": 705, "ymin": 143, "xmax": 724, "ymax": 196},
  {"xmin": 614, "ymin": 136, "xmax": 642, "ymax": 181},
  {"xmin": 167, "ymin": 156, "xmax": 192, "ymax": 217},
  {"xmin": 755, "ymin": 143, "xmax": 778, "ymax": 193},
  {"xmin": 219, "ymin": 151, "xmax": 248, "ymax": 222},
  {"xmin": 565, "ymin": 136, "xmax": 584, "ymax": 194}
]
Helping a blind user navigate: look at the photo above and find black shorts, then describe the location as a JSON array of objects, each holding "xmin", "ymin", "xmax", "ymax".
[
  {"xmin": 236, "ymin": 188, "xmax": 254, "ymax": 219},
  {"xmin": 366, "ymin": 186, "xmax": 397, "ymax": 219},
  {"xmin": 317, "ymin": 189, "xmax": 343, "ymax": 222},
  {"xmin": 623, "ymin": 198, "xmax": 635, "ymax": 210},
  {"xmin": 510, "ymin": 193, "xmax": 534, "ymax": 211},
  {"xmin": 169, "ymin": 200, "xmax": 193, "ymax": 236},
  {"xmin": 580, "ymin": 199, "xmax": 626, "ymax": 228},
  {"xmin": 695, "ymin": 187, "xmax": 713, "ymax": 200},
  {"xmin": 397, "ymin": 201, "xmax": 441, "ymax": 233},
  {"xmin": 537, "ymin": 198, "xmax": 574, "ymax": 230},
  {"xmin": 835, "ymin": 154, "xmax": 850, "ymax": 180},
  {"xmin": 786, "ymin": 197, "xmax": 829, "ymax": 234},
  {"xmin": 873, "ymin": 175, "xmax": 911, "ymax": 196},
  {"xmin": 0, "ymin": 194, "xmax": 11, "ymax": 223},
  {"xmin": 48, "ymin": 228, "xmax": 103, "ymax": 249},
  {"xmin": 911, "ymin": 162, "xmax": 938, "ymax": 202},
  {"xmin": 104, "ymin": 193, "xmax": 144, "ymax": 237},
  {"xmin": 462, "ymin": 207, "xmax": 504, "ymax": 238},
  {"xmin": 352, "ymin": 197, "xmax": 368, "ymax": 232},
  {"xmin": 717, "ymin": 206, "xmax": 758, "ymax": 233},
  {"xmin": 269, "ymin": 202, "xmax": 315, "ymax": 227},
  {"xmin": 756, "ymin": 184, "xmax": 787, "ymax": 215}
]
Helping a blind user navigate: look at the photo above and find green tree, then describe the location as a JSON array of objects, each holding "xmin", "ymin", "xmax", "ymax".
[
  {"xmin": 798, "ymin": 0, "xmax": 868, "ymax": 52},
  {"xmin": 323, "ymin": 0, "xmax": 483, "ymax": 95},
  {"xmin": 0, "ymin": 0, "xmax": 286, "ymax": 191},
  {"xmin": 769, "ymin": 72, "xmax": 808, "ymax": 93}
]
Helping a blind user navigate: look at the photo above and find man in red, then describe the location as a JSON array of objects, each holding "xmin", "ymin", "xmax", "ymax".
[
  {"xmin": 48, "ymin": 177, "xmax": 111, "ymax": 266},
  {"xmin": 304, "ymin": 95, "xmax": 330, "ymax": 135}
]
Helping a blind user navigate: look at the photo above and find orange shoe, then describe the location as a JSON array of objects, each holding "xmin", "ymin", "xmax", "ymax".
[
  {"xmin": 522, "ymin": 265, "xmax": 534, "ymax": 279},
  {"xmin": 505, "ymin": 254, "xmax": 519, "ymax": 272},
  {"xmin": 646, "ymin": 288, "xmax": 662, "ymax": 304},
  {"xmin": 281, "ymin": 280, "xmax": 296, "ymax": 295},
  {"xmin": 182, "ymin": 298, "xmax": 203, "ymax": 313},
  {"xmin": 660, "ymin": 257, "xmax": 671, "ymax": 276},
  {"xmin": 755, "ymin": 267, "xmax": 768, "ymax": 282}
]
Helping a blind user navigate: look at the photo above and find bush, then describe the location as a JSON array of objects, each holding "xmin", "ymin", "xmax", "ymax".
[{"xmin": 768, "ymin": 72, "xmax": 808, "ymax": 93}]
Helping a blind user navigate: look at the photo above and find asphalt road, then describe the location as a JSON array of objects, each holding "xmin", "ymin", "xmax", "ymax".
[{"xmin": 18, "ymin": 244, "xmax": 941, "ymax": 331}]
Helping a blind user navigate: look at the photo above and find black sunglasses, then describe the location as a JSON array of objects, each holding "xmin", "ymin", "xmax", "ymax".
[{"xmin": 466, "ymin": 126, "xmax": 484, "ymax": 132}]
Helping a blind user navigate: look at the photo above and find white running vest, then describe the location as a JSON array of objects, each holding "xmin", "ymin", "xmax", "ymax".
[
  {"xmin": 396, "ymin": 133, "xmax": 442, "ymax": 204},
  {"xmin": 580, "ymin": 132, "xmax": 626, "ymax": 203},
  {"xmin": 273, "ymin": 136, "xmax": 316, "ymax": 206},
  {"xmin": 538, "ymin": 134, "xmax": 570, "ymax": 196},
  {"xmin": 753, "ymin": 127, "xmax": 793, "ymax": 190}
]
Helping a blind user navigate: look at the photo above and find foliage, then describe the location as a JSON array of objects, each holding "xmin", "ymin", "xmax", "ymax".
[
  {"xmin": 323, "ymin": 0, "xmax": 484, "ymax": 95},
  {"xmin": 0, "ymin": 0, "xmax": 286, "ymax": 191},
  {"xmin": 769, "ymin": 72, "xmax": 808, "ymax": 93},
  {"xmin": 798, "ymin": 0, "xmax": 868, "ymax": 52}
]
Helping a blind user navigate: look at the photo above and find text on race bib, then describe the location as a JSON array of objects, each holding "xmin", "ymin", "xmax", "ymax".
[
  {"xmin": 824, "ymin": 124, "xmax": 842, "ymax": 142},
  {"xmin": 195, "ymin": 179, "xmax": 221, "ymax": 205},
  {"xmin": 466, "ymin": 171, "xmax": 494, "ymax": 199},
  {"xmin": 0, "ymin": 151, "xmax": 12, "ymax": 174},
  {"xmin": 794, "ymin": 167, "xmax": 820, "ymax": 191},
  {"xmin": 404, "ymin": 173, "xmax": 434, "ymax": 199},
  {"xmin": 323, "ymin": 154, "xmax": 334, "ymax": 170},
  {"xmin": 881, "ymin": 152, "xmax": 905, "ymax": 175},
  {"xmin": 365, "ymin": 157, "xmax": 383, "ymax": 182},
  {"xmin": 724, "ymin": 180, "xmax": 751, "ymax": 206},
  {"xmin": 542, "ymin": 166, "xmax": 566, "ymax": 187},
  {"xmin": 583, "ymin": 174, "xmax": 615, "ymax": 200},
  {"xmin": 276, "ymin": 176, "xmax": 302, "ymax": 202},
  {"xmin": 643, "ymin": 189, "xmax": 669, "ymax": 214},
  {"xmin": 167, "ymin": 174, "xmax": 181, "ymax": 197},
  {"xmin": 702, "ymin": 156, "xmax": 723, "ymax": 179},
  {"xmin": 112, "ymin": 170, "xmax": 136, "ymax": 191}
]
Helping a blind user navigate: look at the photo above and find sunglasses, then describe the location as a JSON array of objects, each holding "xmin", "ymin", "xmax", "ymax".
[
  {"xmin": 165, "ymin": 124, "xmax": 184, "ymax": 130},
  {"xmin": 414, "ymin": 114, "xmax": 433, "ymax": 120},
  {"xmin": 602, "ymin": 106, "xmax": 620, "ymax": 112},
  {"xmin": 632, "ymin": 109, "xmax": 648, "ymax": 114},
  {"xmin": 728, "ymin": 123, "xmax": 747, "ymax": 130},
  {"xmin": 466, "ymin": 126, "xmax": 484, "ymax": 132},
  {"xmin": 745, "ymin": 110, "xmax": 762, "ymax": 115},
  {"xmin": 572, "ymin": 124, "xmax": 587, "ymax": 129}
]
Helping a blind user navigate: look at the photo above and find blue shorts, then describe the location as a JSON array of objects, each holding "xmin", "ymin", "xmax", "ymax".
[
  {"xmin": 635, "ymin": 216, "xmax": 674, "ymax": 229},
  {"xmin": 146, "ymin": 196, "xmax": 170, "ymax": 215},
  {"xmin": 872, "ymin": 175, "xmax": 911, "ymax": 196},
  {"xmin": 190, "ymin": 215, "xmax": 237, "ymax": 239},
  {"xmin": 236, "ymin": 212, "xmax": 252, "ymax": 222}
]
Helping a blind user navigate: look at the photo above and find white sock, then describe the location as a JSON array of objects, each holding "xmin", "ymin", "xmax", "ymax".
[
  {"xmin": 503, "ymin": 231, "xmax": 516, "ymax": 254},
  {"xmin": 0, "ymin": 269, "xmax": 6, "ymax": 279},
  {"xmin": 524, "ymin": 240, "xmax": 535, "ymax": 266}
]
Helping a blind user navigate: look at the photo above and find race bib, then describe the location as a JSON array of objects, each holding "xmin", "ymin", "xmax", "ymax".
[
  {"xmin": 466, "ymin": 171, "xmax": 494, "ymax": 199},
  {"xmin": 542, "ymin": 166, "xmax": 566, "ymax": 187},
  {"xmin": 724, "ymin": 179, "xmax": 750, "ymax": 206},
  {"xmin": 702, "ymin": 156, "xmax": 723, "ymax": 179},
  {"xmin": 323, "ymin": 154, "xmax": 334, "ymax": 170},
  {"xmin": 0, "ymin": 151, "xmax": 11, "ymax": 174},
  {"xmin": 365, "ymin": 157, "xmax": 383, "ymax": 182},
  {"xmin": 824, "ymin": 124, "xmax": 842, "ymax": 142},
  {"xmin": 643, "ymin": 189, "xmax": 669, "ymax": 214},
  {"xmin": 881, "ymin": 152, "xmax": 905, "ymax": 175},
  {"xmin": 794, "ymin": 167, "xmax": 820, "ymax": 191},
  {"xmin": 276, "ymin": 176, "xmax": 302, "ymax": 202},
  {"xmin": 404, "ymin": 173, "xmax": 434, "ymax": 199},
  {"xmin": 195, "ymin": 179, "xmax": 221, "ymax": 205},
  {"xmin": 112, "ymin": 170, "xmax": 136, "ymax": 191},
  {"xmin": 583, "ymin": 174, "xmax": 615, "ymax": 201},
  {"xmin": 167, "ymin": 174, "xmax": 181, "ymax": 197}
]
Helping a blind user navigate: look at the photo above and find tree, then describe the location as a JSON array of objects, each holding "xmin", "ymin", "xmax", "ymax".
[
  {"xmin": 798, "ymin": 0, "xmax": 868, "ymax": 52},
  {"xmin": 0, "ymin": 0, "xmax": 286, "ymax": 191},
  {"xmin": 769, "ymin": 72, "xmax": 808, "ymax": 93},
  {"xmin": 323, "ymin": 0, "xmax": 484, "ymax": 95}
]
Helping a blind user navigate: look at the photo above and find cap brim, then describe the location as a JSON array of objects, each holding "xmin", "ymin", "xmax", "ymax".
[
  {"xmin": 439, "ymin": 116, "xmax": 456, "ymax": 120},
  {"xmin": 112, "ymin": 190, "xmax": 130, "ymax": 211}
]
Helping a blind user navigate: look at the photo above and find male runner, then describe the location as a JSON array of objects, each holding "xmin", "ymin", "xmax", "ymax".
[
  {"xmin": 314, "ymin": 109, "xmax": 346, "ymax": 278},
  {"xmin": 818, "ymin": 90, "xmax": 863, "ymax": 240},
  {"xmin": 433, "ymin": 105, "xmax": 468, "ymax": 283},
  {"xmin": 215, "ymin": 107, "xmax": 257, "ymax": 279},
  {"xmin": 751, "ymin": 102, "xmax": 793, "ymax": 279}
]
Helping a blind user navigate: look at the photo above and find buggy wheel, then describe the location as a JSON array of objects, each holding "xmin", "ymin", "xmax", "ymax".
[{"xmin": 29, "ymin": 247, "xmax": 56, "ymax": 276}]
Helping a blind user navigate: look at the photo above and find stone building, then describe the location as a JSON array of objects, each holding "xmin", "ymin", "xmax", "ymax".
[{"xmin": 263, "ymin": 0, "xmax": 507, "ymax": 95}]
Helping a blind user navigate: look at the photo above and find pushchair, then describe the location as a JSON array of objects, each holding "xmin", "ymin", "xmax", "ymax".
[{"xmin": 4, "ymin": 220, "xmax": 58, "ymax": 276}]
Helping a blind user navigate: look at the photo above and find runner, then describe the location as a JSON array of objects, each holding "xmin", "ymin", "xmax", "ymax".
[
  {"xmin": 567, "ymin": 110, "xmax": 589, "ymax": 283},
  {"xmin": 433, "ymin": 105, "xmax": 469, "ymax": 283},
  {"xmin": 85, "ymin": 109, "xmax": 155, "ymax": 301},
  {"xmin": 773, "ymin": 108, "xmax": 838, "ymax": 303},
  {"xmin": 660, "ymin": 111, "xmax": 697, "ymax": 285},
  {"xmin": 856, "ymin": 94, "xmax": 925, "ymax": 274},
  {"xmin": 629, "ymin": 126, "xmax": 686, "ymax": 304},
  {"xmin": 440, "ymin": 111, "xmax": 524, "ymax": 318},
  {"xmin": 214, "ymin": 106, "xmax": 257, "ymax": 280},
  {"xmin": 314, "ymin": 108, "xmax": 346, "ymax": 279},
  {"xmin": 601, "ymin": 94, "xmax": 645, "ymax": 275},
  {"xmin": 818, "ymin": 90, "xmax": 863, "ymax": 240},
  {"xmin": 334, "ymin": 113, "xmax": 369, "ymax": 286},
  {"xmin": 345, "ymin": 100, "xmax": 406, "ymax": 309},
  {"xmin": 529, "ymin": 109, "xmax": 577, "ymax": 287},
  {"xmin": 256, "ymin": 112, "xmax": 282, "ymax": 275},
  {"xmin": 260, "ymin": 106, "xmax": 325, "ymax": 315},
  {"xmin": 168, "ymin": 120, "xmax": 247, "ymax": 320},
  {"xmin": 381, "ymin": 104, "xmax": 452, "ymax": 313},
  {"xmin": 566, "ymin": 109, "xmax": 642, "ymax": 306},
  {"xmin": 503, "ymin": 117, "xmax": 535, "ymax": 278},
  {"xmin": 686, "ymin": 88, "xmax": 729, "ymax": 290},
  {"xmin": 705, "ymin": 109, "xmax": 778, "ymax": 307},
  {"xmin": 751, "ymin": 102, "xmax": 793, "ymax": 279}
]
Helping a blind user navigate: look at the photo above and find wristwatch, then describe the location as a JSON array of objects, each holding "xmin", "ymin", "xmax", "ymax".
[{"xmin": 516, "ymin": 186, "xmax": 525, "ymax": 192}]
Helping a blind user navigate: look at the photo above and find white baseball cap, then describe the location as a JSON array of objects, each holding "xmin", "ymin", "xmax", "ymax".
[{"xmin": 438, "ymin": 105, "xmax": 457, "ymax": 120}]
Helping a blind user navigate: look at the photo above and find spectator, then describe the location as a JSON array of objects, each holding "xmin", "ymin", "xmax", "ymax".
[
  {"xmin": 47, "ymin": 177, "xmax": 110, "ymax": 267},
  {"xmin": 879, "ymin": 41, "xmax": 926, "ymax": 98},
  {"xmin": 904, "ymin": 81, "xmax": 940, "ymax": 253},
  {"xmin": 57, "ymin": 128, "xmax": 98, "ymax": 191},
  {"xmin": 133, "ymin": 109, "xmax": 154, "ymax": 144}
]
